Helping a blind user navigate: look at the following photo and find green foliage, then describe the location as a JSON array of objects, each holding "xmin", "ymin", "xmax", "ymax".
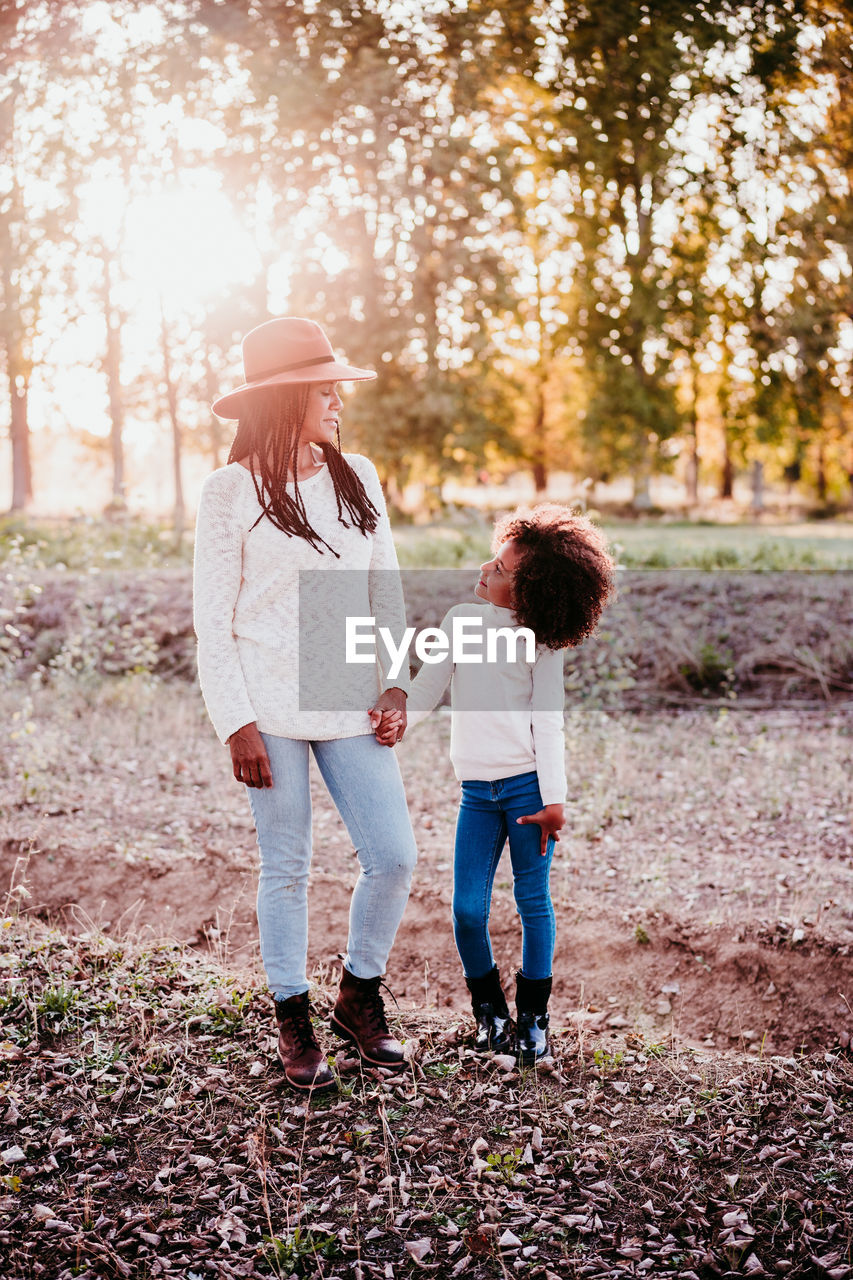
[
  {"xmin": 258, "ymin": 1229, "xmax": 341, "ymax": 1276},
  {"xmin": 4, "ymin": 0, "xmax": 853, "ymax": 512},
  {"xmin": 593, "ymin": 1048, "xmax": 625, "ymax": 1074},
  {"xmin": 37, "ymin": 984, "xmax": 77, "ymax": 1025},
  {"xmin": 0, "ymin": 519, "xmax": 190, "ymax": 571},
  {"xmin": 679, "ymin": 642, "xmax": 735, "ymax": 696},
  {"xmin": 424, "ymin": 1061, "xmax": 459, "ymax": 1079},
  {"xmin": 484, "ymin": 1147, "xmax": 523, "ymax": 1182}
]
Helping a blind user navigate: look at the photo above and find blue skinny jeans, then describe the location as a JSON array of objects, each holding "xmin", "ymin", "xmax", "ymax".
[{"xmin": 452, "ymin": 770, "xmax": 555, "ymax": 982}]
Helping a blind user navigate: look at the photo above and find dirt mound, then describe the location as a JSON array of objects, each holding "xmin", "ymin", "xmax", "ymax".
[{"xmin": 6, "ymin": 836, "xmax": 849, "ymax": 1056}]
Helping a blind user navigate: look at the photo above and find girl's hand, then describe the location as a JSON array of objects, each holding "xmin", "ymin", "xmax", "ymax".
[
  {"xmin": 228, "ymin": 722, "xmax": 273, "ymax": 788},
  {"xmin": 368, "ymin": 687, "xmax": 408, "ymax": 743},
  {"xmin": 516, "ymin": 803, "xmax": 564, "ymax": 856},
  {"xmin": 372, "ymin": 709, "xmax": 402, "ymax": 747}
]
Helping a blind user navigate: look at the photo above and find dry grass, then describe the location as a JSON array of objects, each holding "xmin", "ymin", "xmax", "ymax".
[
  {"xmin": 2, "ymin": 568, "xmax": 853, "ymax": 706},
  {"xmin": 1, "ymin": 912, "xmax": 851, "ymax": 1280}
]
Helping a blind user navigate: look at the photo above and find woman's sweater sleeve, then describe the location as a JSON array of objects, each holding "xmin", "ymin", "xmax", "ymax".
[
  {"xmin": 357, "ymin": 457, "xmax": 412, "ymax": 696},
  {"xmin": 531, "ymin": 646, "xmax": 567, "ymax": 805},
  {"xmin": 192, "ymin": 471, "xmax": 258, "ymax": 744}
]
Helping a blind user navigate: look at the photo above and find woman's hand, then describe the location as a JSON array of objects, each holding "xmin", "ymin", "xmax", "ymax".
[
  {"xmin": 228, "ymin": 722, "xmax": 273, "ymax": 788},
  {"xmin": 516, "ymin": 803, "xmax": 564, "ymax": 856},
  {"xmin": 368, "ymin": 686, "xmax": 408, "ymax": 743}
]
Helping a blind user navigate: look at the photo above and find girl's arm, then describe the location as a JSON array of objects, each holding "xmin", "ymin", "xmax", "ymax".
[
  {"xmin": 530, "ymin": 646, "xmax": 567, "ymax": 806},
  {"xmin": 405, "ymin": 607, "xmax": 455, "ymax": 729},
  {"xmin": 517, "ymin": 647, "xmax": 567, "ymax": 854}
]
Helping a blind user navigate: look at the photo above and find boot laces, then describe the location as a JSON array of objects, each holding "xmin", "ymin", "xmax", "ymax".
[
  {"xmin": 360, "ymin": 976, "xmax": 397, "ymax": 1033},
  {"xmin": 279, "ymin": 999, "xmax": 320, "ymax": 1053}
]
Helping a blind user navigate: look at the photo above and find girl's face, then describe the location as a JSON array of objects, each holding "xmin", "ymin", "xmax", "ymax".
[
  {"xmin": 299, "ymin": 382, "xmax": 344, "ymax": 447},
  {"xmin": 475, "ymin": 539, "xmax": 522, "ymax": 609}
]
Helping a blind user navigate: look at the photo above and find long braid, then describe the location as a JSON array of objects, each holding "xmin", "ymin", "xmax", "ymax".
[{"xmin": 227, "ymin": 386, "xmax": 378, "ymax": 556}]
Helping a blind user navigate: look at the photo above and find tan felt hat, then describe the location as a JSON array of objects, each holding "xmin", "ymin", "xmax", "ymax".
[{"xmin": 212, "ymin": 317, "xmax": 376, "ymax": 418}]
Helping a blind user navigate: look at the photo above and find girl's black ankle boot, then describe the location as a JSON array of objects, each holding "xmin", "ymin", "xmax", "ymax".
[
  {"xmin": 515, "ymin": 972, "xmax": 552, "ymax": 1064},
  {"xmin": 465, "ymin": 965, "xmax": 512, "ymax": 1053}
]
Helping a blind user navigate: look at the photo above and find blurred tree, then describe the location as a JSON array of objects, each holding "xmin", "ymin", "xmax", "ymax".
[
  {"xmin": 0, "ymin": 2, "xmax": 83, "ymax": 510},
  {"xmin": 189, "ymin": 0, "xmax": 537, "ymax": 488},
  {"xmin": 544, "ymin": 1, "xmax": 738, "ymax": 504}
]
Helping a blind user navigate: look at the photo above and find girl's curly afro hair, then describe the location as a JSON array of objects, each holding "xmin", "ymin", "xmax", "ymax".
[{"xmin": 493, "ymin": 504, "xmax": 615, "ymax": 650}]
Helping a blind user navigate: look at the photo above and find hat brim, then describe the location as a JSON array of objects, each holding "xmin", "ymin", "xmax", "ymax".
[{"xmin": 212, "ymin": 362, "xmax": 377, "ymax": 419}]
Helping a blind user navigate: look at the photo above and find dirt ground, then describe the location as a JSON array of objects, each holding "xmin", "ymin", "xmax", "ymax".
[{"xmin": 2, "ymin": 680, "xmax": 851, "ymax": 1057}]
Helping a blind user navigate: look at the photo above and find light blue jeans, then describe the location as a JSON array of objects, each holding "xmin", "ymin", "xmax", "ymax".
[{"xmin": 247, "ymin": 733, "xmax": 417, "ymax": 1001}]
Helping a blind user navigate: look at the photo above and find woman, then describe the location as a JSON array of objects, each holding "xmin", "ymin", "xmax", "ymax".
[{"xmin": 193, "ymin": 316, "xmax": 416, "ymax": 1092}]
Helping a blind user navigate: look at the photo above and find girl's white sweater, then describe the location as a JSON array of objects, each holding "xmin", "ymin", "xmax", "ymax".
[{"xmin": 407, "ymin": 601, "xmax": 567, "ymax": 805}]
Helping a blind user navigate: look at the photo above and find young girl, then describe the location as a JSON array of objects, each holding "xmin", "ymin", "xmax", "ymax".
[{"xmin": 375, "ymin": 505, "xmax": 614, "ymax": 1062}]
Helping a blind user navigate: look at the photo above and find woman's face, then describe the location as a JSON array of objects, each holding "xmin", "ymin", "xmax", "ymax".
[{"xmin": 299, "ymin": 382, "xmax": 344, "ymax": 448}]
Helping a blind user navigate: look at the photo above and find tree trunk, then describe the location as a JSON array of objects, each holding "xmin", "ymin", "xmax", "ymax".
[
  {"xmin": 8, "ymin": 367, "xmax": 31, "ymax": 511},
  {"xmin": 720, "ymin": 434, "xmax": 734, "ymax": 500},
  {"xmin": 750, "ymin": 458, "xmax": 764, "ymax": 513},
  {"xmin": 685, "ymin": 358, "xmax": 699, "ymax": 506},
  {"xmin": 202, "ymin": 348, "xmax": 227, "ymax": 470},
  {"xmin": 1, "ymin": 232, "xmax": 32, "ymax": 511},
  {"xmin": 529, "ymin": 256, "xmax": 550, "ymax": 495},
  {"xmin": 632, "ymin": 434, "xmax": 653, "ymax": 508},
  {"xmin": 530, "ymin": 373, "xmax": 548, "ymax": 494},
  {"xmin": 816, "ymin": 439, "xmax": 827, "ymax": 505},
  {"xmin": 99, "ymin": 243, "xmax": 125, "ymax": 509},
  {"xmin": 159, "ymin": 304, "xmax": 184, "ymax": 541}
]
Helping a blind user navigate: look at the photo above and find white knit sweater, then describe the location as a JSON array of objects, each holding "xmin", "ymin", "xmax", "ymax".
[
  {"xmin": 407, "ymin": 601, "xmax": 567, "ymax": 805},
  {"xmin": 193, "ymin": 454, "xmax": 409, "ymax": 744}
]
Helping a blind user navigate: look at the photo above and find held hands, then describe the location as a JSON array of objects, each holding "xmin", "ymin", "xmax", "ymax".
[
  {"xmin": 372, "ymin": 708, "xmax": 403, "ymax": 746},
  {"xmin": 228, "ymin": 722, "xmax": 273, "ymax": 788},
  {"xmin": 368, "ymin": 686, "xmax": 408, "ymax": 746},
  {"xmin": 516, "ymin": 803, "xmax": 565, "ymax": 857}
]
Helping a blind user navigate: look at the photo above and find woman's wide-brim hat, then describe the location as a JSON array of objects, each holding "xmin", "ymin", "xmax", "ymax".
[{"xmin": 211, "ymin": 317, "xmax": 376, "ymax": 418}]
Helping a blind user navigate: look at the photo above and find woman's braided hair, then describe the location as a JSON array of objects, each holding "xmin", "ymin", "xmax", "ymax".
[
  {"xmin": 493, "ymin": 504, "xmax": 616, "ymax": 650},
  {"xmin": 227, "ymin": 384, "xmax": 378, "ymax": 558}
]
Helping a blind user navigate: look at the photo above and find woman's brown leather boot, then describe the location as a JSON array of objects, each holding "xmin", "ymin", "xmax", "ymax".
[
  {"xmin": 330, "ymin": 967, "xmax": 405, "ymax": 1070},
  {"xmin": 274, "ymin": 992, "xmax": 335, "ymax": 1091}
]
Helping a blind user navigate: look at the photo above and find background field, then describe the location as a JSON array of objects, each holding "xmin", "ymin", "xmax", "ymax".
[{"xmin": 1, "ymin": 518, "xmax": 851, "ymax": 1280}]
